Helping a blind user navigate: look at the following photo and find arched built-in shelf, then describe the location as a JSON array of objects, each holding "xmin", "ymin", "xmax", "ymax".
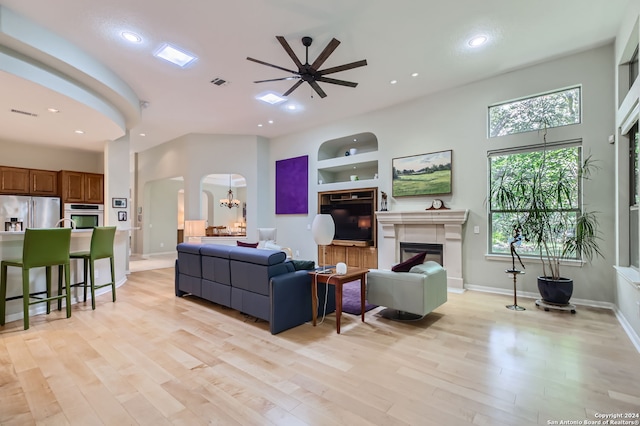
[{"xmin": 317, "ymin": 132, "xmax": 379, "ymax": 189}]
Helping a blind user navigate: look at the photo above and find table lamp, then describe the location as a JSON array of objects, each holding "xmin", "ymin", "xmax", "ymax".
[{"xmin": 312, "ymin": 214, "xmax": 335, "ymax": 273}]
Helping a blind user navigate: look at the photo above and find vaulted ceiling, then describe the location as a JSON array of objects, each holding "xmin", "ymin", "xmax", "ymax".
[{"xmin": 0, "ymin": 0, "xmax": 629, "ymax": 153}]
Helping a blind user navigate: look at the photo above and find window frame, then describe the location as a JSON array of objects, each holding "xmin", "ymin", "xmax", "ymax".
[
  {"xmin": 629, "ymin": 45, "xmax": 639, "ymax": 89},
  {"xmin": 488, "ymin": 141, "xmax": 583, "ymax": 259},
  {"xmin": 629, "ymin": 122, "xmax": 639, "ymax": 269},
  {"xmin": 488, "ymin": 86, "xmax": 582, "ymax": 138}
]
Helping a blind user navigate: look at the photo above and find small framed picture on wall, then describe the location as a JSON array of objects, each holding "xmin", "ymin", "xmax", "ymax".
[
  {"xmin": 112, "ymin": 198, "xmax": 127, "ymax": 208},
  {"xmin": 118, "ymin": 211, "xmax": 127, "ymax": 221}
]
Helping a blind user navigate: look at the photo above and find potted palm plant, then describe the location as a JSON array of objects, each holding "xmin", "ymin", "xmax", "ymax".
[{"xmin": 490, "ymin": 130, "xmax": 603, "ymax": 306}]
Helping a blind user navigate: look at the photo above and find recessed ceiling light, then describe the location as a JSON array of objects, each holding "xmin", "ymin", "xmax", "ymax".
[
  {"xmin": 390, "ymin": 80, "xmax": 398, "ymax": 85},
  {"xmin": 353, "ymin": 138, "xmax": 357, "ymax": 142},
  {"xmin": 257, "ymin": 92, "xmax": 286, "ymax": 105},
  {"xmin": 287, "ymin": 104, "xmax": 297, "ymax": 110},
  {"xmin": 139, "ymin": 133, "xmax": 146, "ymax": 137},
  {"xmin": 468, "ymin": 35, "xmax": 488, "ymax": 47},
  {"xmin": 268, "ymin": 120, "xmax": 274, "ymax": 124},
  {"xmin": 411, "ymin": 72, "xmax": 419, "ymax": 77},
  {"xmin": 74, "ymin": 130, "xmax": 84, "ymax": 134},
  {"xmin": 154, "ymin": 43, "xmax": 197, "ymax": 67},
  {"xmin": 121, "ymin": 31, "xmax": 142, "ymax": 43},
  {"xmin": 47, "ymin": 108, "xmax": 59, "ymax": 113},
  {"xmin": 258, "ymin": 124, "xmax": 263, "ymax": 127}
]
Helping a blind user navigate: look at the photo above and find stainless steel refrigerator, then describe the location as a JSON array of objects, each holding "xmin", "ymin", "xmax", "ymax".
[{"xmin": 0, "ymin": 195, "xmax": 61, "ymax": 231}]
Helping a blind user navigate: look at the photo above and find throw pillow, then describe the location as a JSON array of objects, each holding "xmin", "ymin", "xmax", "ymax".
[
  {"xmin": 391, "ymin": 251, "xmax": 427, "ymax": 272},
  {"xmin": 237, "ymin": 241, "xmax": 259, "ymax": 248},
  {"xmin": 290, "ymin": 259, "xmax": 316, "ymax": 271}
]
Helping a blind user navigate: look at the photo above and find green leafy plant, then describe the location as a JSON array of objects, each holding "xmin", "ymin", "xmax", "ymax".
[{"xmin": 490, "ymin": 130, "xmax": 603, "ymax": 280}]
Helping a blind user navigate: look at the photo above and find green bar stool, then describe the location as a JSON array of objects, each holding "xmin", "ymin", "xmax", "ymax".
[
  {"xmin": 0, "ymin": 228, "xmax": 72, "ymax": 330},
  {"xmin": 69, "ymin": 226, "xmax": 116, "ymax": 310}
]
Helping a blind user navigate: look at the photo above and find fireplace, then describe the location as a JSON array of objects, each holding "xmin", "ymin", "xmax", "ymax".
[
  {"xmin": 375, "ymin": 210, "xmax": 469, "ymax": 291},
  {"xmin": 400, "ymin": 242, "xmax": 443, "ymax": 265}
]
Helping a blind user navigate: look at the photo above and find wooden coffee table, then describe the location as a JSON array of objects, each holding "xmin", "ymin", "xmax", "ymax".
[{"xmin": 309, "ymin": 267, "xmax": 369, "ymax": 334}]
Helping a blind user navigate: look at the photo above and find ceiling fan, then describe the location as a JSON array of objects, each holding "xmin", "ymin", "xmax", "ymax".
[{"xmin": 246, "ymin": 36, "xmax": 367, "ymax": 99}]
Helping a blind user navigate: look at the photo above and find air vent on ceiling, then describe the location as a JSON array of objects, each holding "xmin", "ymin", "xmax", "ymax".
[
  {"xmin": 10, "ymin": 108, "xmax": 38, "ymax": 117},
  {"xmin": 210, "ymin": 77, "xmax": 230, "ymax": 87}
]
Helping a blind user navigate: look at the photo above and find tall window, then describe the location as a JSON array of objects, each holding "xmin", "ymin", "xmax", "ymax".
[
  {"xmin": 488, "ymin": 87, "xmax": 581, "ymax": 137},
  {"xmin": 630, "ymin": 122, "xmax": 639, "ymax": 268},
  {"xmin": 489, "ymin": 144, "xmax": 581, "ymax": 257}
]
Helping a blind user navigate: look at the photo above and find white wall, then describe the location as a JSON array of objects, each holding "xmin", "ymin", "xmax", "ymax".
[
  {"xmin": 613, "ymin": 3, "xmax": 640, "ymax": 347},
  {"xmin": 105, "ymin": 133, "xmax": 130, "ymax": 227},
  {"xmin": 0, "ymin": 138, "xmax": 103, "ymax": 172},
  {"xmin": 135, "ymin": 133, "xmax": 268, "ymax": 255},
  {"xmin": 269, "ymin": 44, "xmax": 617, "ymax": 303}
]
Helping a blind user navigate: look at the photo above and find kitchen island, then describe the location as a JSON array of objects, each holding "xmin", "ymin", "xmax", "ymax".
[{"xmin": 0, "ymin": 228, "xmax": 130, "ymax": 325}]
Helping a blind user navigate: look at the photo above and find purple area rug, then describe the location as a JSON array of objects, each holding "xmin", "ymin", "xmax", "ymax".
[{"xmin": 342, "ymin": 280, "xmax": 377, "ymax": 315}]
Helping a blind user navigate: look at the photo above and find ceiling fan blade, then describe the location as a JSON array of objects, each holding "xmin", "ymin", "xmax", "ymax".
[
  {"xmin": 276, "ymin": 36, "xmax": 304, "ymax": 69},
  {"xmin": 254, "ymin": 76, "xmax": 300, "ymax": 83},
  {"xmin": 308, "ymin": 80, "xmax": 327, "ymax": 98},
  {"xmin": 246, "ymin": 57, "xmax": 297, "ymax": 74},
  {"xmin": 318, "ymin": 59, "xmax": 368, "ymax": 75},
  {"xmin": 316, "ymin": 76, "xmax": 358, "ymax": 88},
  {"xmin": 310, "ymin": 38, "xmax": 341, "ymax": 70},
  {"xmin": 282, "ymin": 80, "xmax": 304, "ymax": 97}
]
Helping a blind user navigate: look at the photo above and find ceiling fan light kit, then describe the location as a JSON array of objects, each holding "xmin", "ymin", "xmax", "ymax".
[{"xmin": 247, "ymin": 35, "xmax": 367, "ymax": 98}]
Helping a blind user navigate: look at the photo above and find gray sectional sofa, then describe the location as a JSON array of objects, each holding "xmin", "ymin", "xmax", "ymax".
[{"xmin": 175, "ymin": 243, "xmax": 335, "ymax": 334}]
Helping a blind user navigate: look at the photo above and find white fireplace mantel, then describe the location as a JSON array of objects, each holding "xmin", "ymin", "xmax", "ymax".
[{"xmin": 375, "ymin": 210, "xmax": 469, "ymax": 291}]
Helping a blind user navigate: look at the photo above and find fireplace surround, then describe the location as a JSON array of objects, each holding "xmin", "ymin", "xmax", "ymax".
[{"xmin": 375, "ymin": 210, "xmax": 469, "ymax": 291}]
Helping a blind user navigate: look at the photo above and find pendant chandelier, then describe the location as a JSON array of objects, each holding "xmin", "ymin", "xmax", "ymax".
[{"xmin": 220, "ymin": 175, "xmax": 240, "ymax": 209}]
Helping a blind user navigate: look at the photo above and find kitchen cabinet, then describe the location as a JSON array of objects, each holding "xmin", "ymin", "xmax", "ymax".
[
  {"xmin": 29, "ymin": 169, "xmax": 58, "ymax": 196},
  {"xmin": 84, "ymin": 173, "xmax": 104, "ymax": 204},
  {"xmin": 0, "ymin": 166, "xmax": 29, "ymax": 194},
  {"xmin": 59, "ymin": 170, "xmax": 104, "ymax": 204}
]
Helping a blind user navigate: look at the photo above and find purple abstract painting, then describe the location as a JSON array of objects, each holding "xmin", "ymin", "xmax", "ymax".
[{"xmin": 275, "ymin": 155, "xmax": 308, "ymax": 214}]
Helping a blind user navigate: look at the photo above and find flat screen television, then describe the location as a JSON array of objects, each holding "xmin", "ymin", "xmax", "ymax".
[{"xmin": 320, "ymin": 202, "xmax": 373, "ymax": 242}]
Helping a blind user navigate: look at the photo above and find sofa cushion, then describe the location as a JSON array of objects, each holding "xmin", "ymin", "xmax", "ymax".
[
  {"xmin": 176, "ymin": 243, "xmax": 203, "ymax": 278},
  {"xmin": 237, "ymin": 240, "xmax": 259, "ymax": 248},
  {"xmin": 391, "ymin": 251, "xmax": 427, "ymax": 272}
]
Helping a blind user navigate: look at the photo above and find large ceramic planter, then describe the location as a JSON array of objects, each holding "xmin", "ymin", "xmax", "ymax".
[{"xmin": 537, "ymin": 276, "xmax": 573, "ymax": 305}]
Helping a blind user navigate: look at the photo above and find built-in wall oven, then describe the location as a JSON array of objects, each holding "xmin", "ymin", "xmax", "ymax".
[{"xmin": 63, "ymin": 203, "xmax": 104, "ymax": 229}]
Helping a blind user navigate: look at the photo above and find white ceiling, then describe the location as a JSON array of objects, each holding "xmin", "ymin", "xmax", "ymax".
[{"xmin": 0, "ymin": 0, "xmax": 629, "ymax": 153}]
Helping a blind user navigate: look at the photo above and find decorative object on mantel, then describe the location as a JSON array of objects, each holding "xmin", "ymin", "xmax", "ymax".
[
  {"xmin": 392, "ymin": 150, "xmax": 452, "ymax": 197},
  {"xmin": 220, "ymin": 175, "xmax": 240, "ymax": 209},
  {"xmin": 426, "ymin": 199, "xmax": 450, "ymax": 210},
  {"xmin": 380, "ymin": 191, "xmax": 388, "ymax": 211}
]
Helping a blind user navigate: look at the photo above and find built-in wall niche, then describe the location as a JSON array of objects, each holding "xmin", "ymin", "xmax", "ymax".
[{"xmin": 317, "ymin": 132, "xmax": 379, "ymax": 189}]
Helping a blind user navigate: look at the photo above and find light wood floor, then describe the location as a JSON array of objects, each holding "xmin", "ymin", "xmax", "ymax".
[{"xmin": 1, "ymin": 268, "xmax": 639, "ymax": 426}]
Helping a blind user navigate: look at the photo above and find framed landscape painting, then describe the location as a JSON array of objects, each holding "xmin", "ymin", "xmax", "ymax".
[{"xmin": 392, "ymin": 150, "xmax": 452, "ymax": 197}]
